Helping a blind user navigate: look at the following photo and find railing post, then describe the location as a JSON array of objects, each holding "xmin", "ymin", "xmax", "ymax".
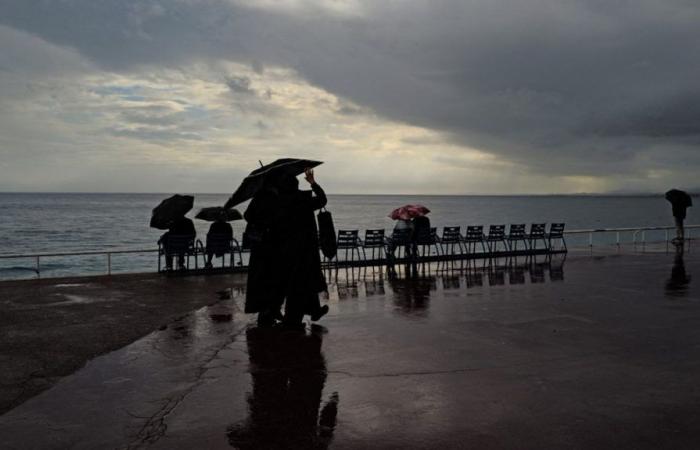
[
  {"xmin": 107, "ymin": 253, "xmax": 112, "ymax": 276},
  {"xmin": 665, "ymin": 229, "xmax": 669, "ymax": 243},
  {"xmin": 589, "ymin": 232, "xmax": 593, "ymax": 247},
  {"xmin": 36, "ymin": 256, "xmax": 40, "ymax": 279}
]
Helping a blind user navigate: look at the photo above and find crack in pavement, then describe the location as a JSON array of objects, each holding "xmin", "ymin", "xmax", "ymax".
[{"xmin": 125, "ymin": 324, "xmax": 249, "ymax": 449}]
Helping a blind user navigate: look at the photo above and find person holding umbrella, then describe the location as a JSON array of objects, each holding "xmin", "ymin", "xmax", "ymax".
[
  {"xmin": 274, "ymin": 168, "xmax": 329, "ymax": 329},
  {"xmin": 151, "ymin": 194, "xmax": 197, "ymax": 271},
  {"xmin": 666, "ymin": 189, "xmax": 693, "ymax": 244},
  {"xmin": 230, "ymin": 159, "xmax": 328, "ymax": 328}
]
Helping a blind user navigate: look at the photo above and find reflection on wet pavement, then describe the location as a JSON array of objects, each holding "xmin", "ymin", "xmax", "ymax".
[
  {"xmin": 227, "ymin": 327, "xmax": 338, "ymax": 449},
  {"xmin": 323, "ymin": 254, "xmax": 567, "ymax": 313},
  {"xmin": 666, "ymin": 247, "xmax": 692, "ymax": 297},
  {"xmin": 9, "ymin": 251, "xmax": 700, "ymax": 449}
]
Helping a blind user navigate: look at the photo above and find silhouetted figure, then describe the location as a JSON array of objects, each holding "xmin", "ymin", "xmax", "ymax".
[
  {"xmin": 227, "ymin": 328, "xmax": 339, "ymax": 449},
  {"xmin": 275, "ymin": 169, "xmax": 329, "ymax": 328},
  {"xmin": 204, "ymin": 219, "xmax": 233, "ymax": 269},
  {"xmin": 158, "ymin": 216, "xmax": 196, "ymax": 270},
  {"xmin": 666, "ymin": 189, "xmax": 693, "ymax": 244},
  {"xmin": 666, "ymin": 246, "xmax": 691, "ymax": 296},
  {"xmin": 388, "ymin": 219, "xmax": 413, "ymax": 255},
  {"xmin": 244, "ymin": 183, "xmax": 285, "ymax": 326}
]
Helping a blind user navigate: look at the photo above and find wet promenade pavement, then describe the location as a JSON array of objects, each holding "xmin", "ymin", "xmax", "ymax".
[{"xmin": 2, "ymin": 246, "xmax": 700, "ymax": 449}]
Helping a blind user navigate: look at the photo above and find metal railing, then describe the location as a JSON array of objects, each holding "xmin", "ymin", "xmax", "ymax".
[
  {"xmin": 564, "ymin": 224, "xmax": 699, "ymax": 247},
  {"xmin": 0, "ymin": 248, "xmax": 157, "ymax": 278},
  {"xmin": 0, "ymin": 224, "xmax": 697, "ymax": 280}
]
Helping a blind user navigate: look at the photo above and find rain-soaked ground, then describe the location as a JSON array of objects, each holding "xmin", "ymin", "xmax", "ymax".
[{"xmin": 2, "ymin": 245, "xmax": 700, "ymax": 449}]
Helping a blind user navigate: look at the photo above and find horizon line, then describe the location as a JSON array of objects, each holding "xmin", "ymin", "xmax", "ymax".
[{"xmin": 0, "ymin": 191, "xmax": 678, "ymax": 197}]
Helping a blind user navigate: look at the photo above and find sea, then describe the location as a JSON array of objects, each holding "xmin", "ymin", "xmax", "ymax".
[{"xmin": 0, "ymin": 193, "xmax": 696, "ymax": 280}]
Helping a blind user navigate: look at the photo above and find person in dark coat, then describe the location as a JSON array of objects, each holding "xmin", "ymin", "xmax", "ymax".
[
  {"xmin": 667, "ymin": 189, "xmax": 693, "ymax": 243},
  {"xmin": 158, "ymin": 216, "xmax": 196, "ymax": 270},
  {"xmin": 275, "ymin": 168, "xmax": 329, "ymax": 328},
  {"xmin": 244, "ymin": 184, "xmax": 285, "ymax": 326},
  {"xmin": 204, "ymin": 217, "xmax": 234, "ymax": 269}
]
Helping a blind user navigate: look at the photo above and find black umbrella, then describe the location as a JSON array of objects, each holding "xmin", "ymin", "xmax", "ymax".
[
  {"xmin": 150, "ymin": 194, "xmax": 194, "ymax": 230},
  {"xmin": 224, "ymin": 158, "xmax": 323, "ymax": 208},
  {"xmin": 665, "ymin": 189, "xmax": 693, "ymax": 207},
  {"xmin": 195, "ymin": 206, "xmax": 243, "ymax": 222}
]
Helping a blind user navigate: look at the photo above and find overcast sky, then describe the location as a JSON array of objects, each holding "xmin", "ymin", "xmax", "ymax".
[{"xmin": 1, "ymin": 0, "xmax": 698, "ymax": 194}]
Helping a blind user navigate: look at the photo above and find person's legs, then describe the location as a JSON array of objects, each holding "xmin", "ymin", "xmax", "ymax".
[
  {"xmin": 283, "ymin": 294, "xmax": 305, "ymax": 329},
  {"xmin": 165, "ymin": 248, "xmax": 174, "ymax": 270},
  {"xmin": 177, "ymin": 252, "xmax": 186, "ymax": 269},
  {"xmin": 205, "ymin": 251, "xmax": 214, "ymax": 268},
  {"xmin": 675, "ymin": 216, "xmax": 685, "ymax": 241}
]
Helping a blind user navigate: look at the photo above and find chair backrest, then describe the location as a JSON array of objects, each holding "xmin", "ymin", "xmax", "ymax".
[
  {"xmin": 549, "ymin": 223, "xmax": 565, "ymax": 237},
  {"xmin": 442, "ymin": 226, "xmax": 461, "ymax": 243},
  {"xmin": 206, "ymin": 233, "xmax": 232, "ymax": 251},
  {"xmin": 464, "ymin": 225, "xmax": 484, "ymax": 241},
  {"xmin": 508, "ymin": 224, "xmax": 526, "ymax": 238},
  {"xmin": 415, "ymin": 227, "xmax": 437, "ymax": 244},
  {"xmin": 364, "ymin": 229, "xmax": 385, "ymax": 247},
  {"xmin": 337, "ymin": 230, "xmax": 359, "ymax": 248},
  {"xmin": 391, "ymin": 228, "xmax": 412, "ymax": 245},
  {"xmin": 165, "ymin": 234, "xmax": 194, "ymax": 252},
  {"xmin": 487, "ymin": 225, "xmax": 506, "ymax": 239},
  {"xmin": 529, "ymin": 223, "xmax": 546, "ymax": 238}
]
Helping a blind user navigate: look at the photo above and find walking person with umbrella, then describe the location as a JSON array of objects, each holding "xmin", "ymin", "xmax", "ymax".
[
  {"xmin": 227, "ymin": 159, "xmax": 329, "ymax": 328},
  {"xmin": 274, "ymin": 168, "xmax": 329, "ymax": 329},
  {"xmin": 666, "ymin": 189, "xmax": 693, "ymax": 244}
]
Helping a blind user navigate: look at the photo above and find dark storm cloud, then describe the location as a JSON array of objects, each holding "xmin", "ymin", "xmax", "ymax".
[{"xmin": 2, "ymin": 0, "xmax": 700, "ymax": 178}]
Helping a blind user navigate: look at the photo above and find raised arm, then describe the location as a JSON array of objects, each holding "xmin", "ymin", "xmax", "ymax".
[{"xmin": 305, "ymin": 168, "xmax": 327, "ymax": 210}]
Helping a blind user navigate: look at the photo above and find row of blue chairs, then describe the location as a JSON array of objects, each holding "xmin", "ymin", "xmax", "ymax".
[
  {"xmin": 334, "ymin": 223, "xmax": 567, "ymax": 262},
  {"xmin": 158, "ymin": 223, "xmax": 567, "ymax": 271}
]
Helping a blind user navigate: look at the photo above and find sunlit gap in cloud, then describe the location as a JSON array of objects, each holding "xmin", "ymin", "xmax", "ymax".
[
  {"xmin": 0, "ymin": 47, "xmax": 512, "ymax": 194},
  {"xmin": 228, "ymin": 0, "xmax": 366, "ymax": 18}
]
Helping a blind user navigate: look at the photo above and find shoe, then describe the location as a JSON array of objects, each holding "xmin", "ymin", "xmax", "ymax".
[{"xmin": 310, "ymin": 305, "xmax": 329, "ymax": 322}]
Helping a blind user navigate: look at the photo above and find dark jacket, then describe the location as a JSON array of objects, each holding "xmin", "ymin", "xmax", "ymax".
[
  {"xmin": 673, "ymin": 204, "xmax": 688, "ymax": 220},
  {"xmin": 276, "ymin": 183, "xmax": 328, "ymax": 312},
  {"xmin": 159, "ymin": 217, "xmax": 196, "ymax": 247},
  {"xmin": 170, "ymin": 217, "xmax": 196, "ymax": 237},
  {"xmin": 244, "ymin": 188, "xmax": 284, "ymax": 313},
  {"xmin": 206, "ymin": 221, "xmax": 233, "ymax": 256}
]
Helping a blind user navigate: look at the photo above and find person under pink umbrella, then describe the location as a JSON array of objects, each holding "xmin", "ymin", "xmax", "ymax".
[
  {"xmin": 387, "ymin": 204, "xmax": 431, "ymax": 263},
  {"xmin": 388, "ymin": 204, "xmax": 430, "ymax": 221}
]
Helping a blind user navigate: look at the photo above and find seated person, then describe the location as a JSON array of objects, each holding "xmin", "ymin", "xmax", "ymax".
[
  {"xmin": 159, "ymin": 216, "xmax": 196, "ymax": 270},
  {"xmin": 387, "ymin": 219, "xmax": 413, "ymax": 260},
  {"xmin": 205, "ymin": 218, "xmax": 233, "ymax": 269},
  {"xmin": 410, "ymin": 216, "xmax": 432, "ymax": 257}
]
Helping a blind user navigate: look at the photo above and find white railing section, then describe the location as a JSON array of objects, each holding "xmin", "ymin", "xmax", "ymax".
[
  {"xmin": 0, "ymin": 248, "xmax": 157, "ymax": 278},
  {"xmin": 564, "ymin": 224, "xmax": 699, "ymax": 247},
  {"xmin": 0, "ymin": 224, "xmax": 697, "ymax": 279}
]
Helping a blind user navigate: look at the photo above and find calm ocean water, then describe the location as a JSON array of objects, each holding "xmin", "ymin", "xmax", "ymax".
[{"xmin": 0, "ymin": 193, "xmax": 696, "ymax": 279}]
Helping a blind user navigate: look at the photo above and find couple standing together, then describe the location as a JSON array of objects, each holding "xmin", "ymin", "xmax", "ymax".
[{"xmin": 244, "ymin": 168, "xmax": 329, "ymax": 329}]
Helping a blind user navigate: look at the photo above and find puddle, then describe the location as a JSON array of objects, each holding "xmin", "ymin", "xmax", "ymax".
[{"xmin": 46, "ymin": 293, "xmax": 103, "ymax": 306}]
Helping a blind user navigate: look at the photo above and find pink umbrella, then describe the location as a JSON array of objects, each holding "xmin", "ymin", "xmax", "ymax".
[{"xmin": 389, "ymin": 204, "xmax": 430, "ymax": 221}]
